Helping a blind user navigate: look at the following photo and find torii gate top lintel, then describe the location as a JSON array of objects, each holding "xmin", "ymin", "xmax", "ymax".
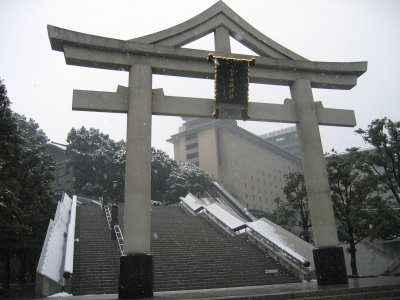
[{"xmin": 47, "ymin": 1, "xmax": 367, "ymax": 91}]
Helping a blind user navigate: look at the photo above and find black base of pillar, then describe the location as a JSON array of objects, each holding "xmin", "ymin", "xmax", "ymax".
[
  {"xmin": 313, "ymin": 246, "xmax": 348, "ymax": 285},
  {"xmin": 119, "ymin": 254, "xmax": 153, "ymax": 299}
]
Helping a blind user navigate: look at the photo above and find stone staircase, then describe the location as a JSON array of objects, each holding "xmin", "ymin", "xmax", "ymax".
[
  {"xmin": 151, "ymin": 205, "xmax": 299, "ymax": 291},
  {"xmin": 72, "ymin": 203, "xmax": 299, "ymax": 295},
  {"xmin": 72, "ymin": 202, "xmax": 120, "ymax": 295}
]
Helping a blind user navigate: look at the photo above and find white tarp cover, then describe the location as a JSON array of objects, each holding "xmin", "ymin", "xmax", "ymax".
[
  {"xmin": 63, "ymin": 195, "xmax": 77, "ymax": 275},
  {"xmin": 37, "ymin": 193, "xmax": 73, "ymax": 283},
  {"xmin": 247, "ymin": 218, "xmax": 313, "ymax": 266},
  {"xmin": 205, "ymin": 202, "xmax": 245, "ymax": 231},
  {"xmin": 181, "ymin": 193, "xmax": 205, "ymax": 212}
]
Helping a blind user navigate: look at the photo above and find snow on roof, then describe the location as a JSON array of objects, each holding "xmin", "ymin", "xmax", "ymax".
[
  {"xmin": 205, "ymin": 202, "xmax": 246, "ymax": 231},
  {"xmin": 181, "ymin": 193, "xmax": 205, "ymax": 212},
  {"xmin": 48, "ymin": 292, "xmax": 72, "ymax": 297},
  {"xmin": 247, "ymin": 218, "xmax": 313, "ymax": 266},
  {"xmin": 50, "ymin": 142, "xmax": 67, "ymax": 151}
]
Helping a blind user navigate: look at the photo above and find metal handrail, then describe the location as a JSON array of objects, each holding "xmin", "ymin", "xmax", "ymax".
[
  {"xmin": 203, "ymin": 209, "xmax": 245, "ymax": 236},
  {"xmin": 104, "ymin": 205, "xmax": 112, "ymax": 230},
  {"xmin": 114, "ymin": 225, "xmax": 124, "ymax": 255},
  {"xmin": 384, "ymin": 255, "xmax": 400, "ymax": 275},
  {"xmin": 246, "ymin": 228, "xmax": 313, "ymax": 281}
]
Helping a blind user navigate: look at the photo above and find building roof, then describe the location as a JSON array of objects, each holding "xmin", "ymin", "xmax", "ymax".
[
  {"xmin": 49, "ymin": 142, "xmax": 67, "ymax": 151},
  {"xmin": 260, "ymin": 126, "xmax": 297, "ymax": 139}
]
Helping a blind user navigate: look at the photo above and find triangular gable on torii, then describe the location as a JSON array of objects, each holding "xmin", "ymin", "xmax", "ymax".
[
  {"xmin": 47, "ymin": 2, "xmax": 366, "ymax": 127},
  {"xmin": 48, "ymin": 1, "xmax": 366, "ymax": 91},
  {"xmin": 130, "ymin": 1, "xmax": 306, "ymax": 60}
]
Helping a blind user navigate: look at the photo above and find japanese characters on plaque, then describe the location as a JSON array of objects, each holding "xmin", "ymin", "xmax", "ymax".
[{"xmin": 208, "ymin": 54, "xmax": 255, "ymax": 121}]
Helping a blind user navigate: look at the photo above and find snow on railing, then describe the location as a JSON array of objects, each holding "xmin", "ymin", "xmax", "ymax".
[
  {"xmin": 114, "ymin": 224, "xmax": 124, "ymax": 255},
  {"xmin": 75, "ymin": 195, "xmax": 101, "ymax": 205},
  {"xmin": 180, "ymin": 193, "xmax": 206, "ymax": 215},
  {"xmin": 213, "ymin": 182, "xmax": 256, "ymax": 222},
  {"xmin": 180, "ymin": 191, "xmax": 314, "ymax": 279},
  {"xmin": 63, "ymin": 195, "xmax": 77, "ymax": 278},
  {"xmin": 247, "ymin": 218, "xmax": 314, "ymax": 269},
  {"xmin": 37, "ymin": 193, "xmax": 74, "ymax": 284},
  {"xmin": 104, "ymin": 205, "xmax": 112, "ymax": 230},
  {"xmin": 204, "ymin": 203, "xmax": 246, "ymax": 234}
]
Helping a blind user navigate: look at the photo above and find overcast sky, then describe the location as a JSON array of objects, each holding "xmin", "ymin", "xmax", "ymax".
[{"xmin": 1, "ymin": 0, "xmax": 399, "ymax": 158}]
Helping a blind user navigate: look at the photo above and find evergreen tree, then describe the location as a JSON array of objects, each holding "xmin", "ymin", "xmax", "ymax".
[
  {"xmin": 66, "ymin": 127, "xmax": 125, "ymax": 203},
  {"xmin": 272, "ymin": 196, "xmax": 292, "ymax": 227},
  {"xmin": 151, "ymin": 147, "xmax": 178, "ymax": 202},
  {"xmin": 0, "ymin": 78, "xmax": 55, "ymax": 287},
  {"xmin": 0, "ymin": 78, "xmax": 21, "ymax": 288},
  {"xmin": 66, "ymin": 127, "xmax": 214, "ymax": 205},
  {"xmin": 327, "ymin": 148, "xmax": 382, "ymax": 276},
  {"xmin": 13, "ymin": 114, "xmax": 55, "ymax": 283},
  {"xmin": 165, "ymin": 161, "xmax": 214, "ymax": 204},
  {"xmin": 356, "ymin": 118, "xmax": 400, "ymax": 205},
  {"xmin": 282, "ymin": 172, "xmax": 311, "ymax": 242}
]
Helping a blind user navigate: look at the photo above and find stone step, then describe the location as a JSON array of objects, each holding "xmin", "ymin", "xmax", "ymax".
[
  {"xmin": 295, "ymin": 287, "xmax": 400, "ymax": 300},
  {"xmin": 152, "ymin": 250, "xmax": 268, "ymax": 258},
  {"xmin": 73, "ymin": 204, "xmax": 300, "ymax": 295},
  {"xmin": 155, "ymin": 277, "xmax": 297, "ymax": 291},
  {"xmin": 153, "ymin": 264, "xmax": 283, "ymax": 273}
]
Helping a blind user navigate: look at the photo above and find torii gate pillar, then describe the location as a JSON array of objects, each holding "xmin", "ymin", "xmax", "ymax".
[
  {"xmin": 292, "ymin": 79, "xmax": 348, "ymax": 284},
  {"xmin": 291, "ymin": 79, "xmax": 339, "ymax": 246},
  {"xmin": 119, "ymin": 65, "xmax": 154, "ymax": 298}
]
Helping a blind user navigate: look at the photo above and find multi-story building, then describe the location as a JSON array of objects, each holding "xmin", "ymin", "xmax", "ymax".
[
  {"xmin": 260, "ymin": 126, "xmax": 301, "ymax": 158},
  {"xmin": 168, "ymin": 118, "xmax": 302, "ymax": 213},
  {"xmin": 46, "ymin": 142, "xmax": 73, "ymax": 198}
]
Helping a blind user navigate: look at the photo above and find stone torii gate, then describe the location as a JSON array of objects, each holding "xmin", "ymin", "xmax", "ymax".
[{"xmin": 48, "ymin": 1, "xmax": 367, "ymax": 298}]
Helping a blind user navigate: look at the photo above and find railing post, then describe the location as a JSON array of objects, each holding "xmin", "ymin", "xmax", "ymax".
[
  {"xmin": 100, "ymin": 197, "xmax": 104, "ymax": 214},
  {"xmin": 111, "ymin": 204, "xmax": 118, "ymax": 240},
  {"xmin": 102, "ymin": 197, "xmax": 108, "ymax": 216}
]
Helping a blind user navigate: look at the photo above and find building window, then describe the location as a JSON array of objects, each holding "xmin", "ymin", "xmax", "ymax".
[
  {"xmin": 186, "ymin": 142, "xmax": 198, "ymax": 150},
  {"xmin": 187, "ymin": 152, "xmax": 199, "ymax": 160},
  {"xmin": 185, "ymin": 133, "xmax": 197, "ymax": 141}
]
